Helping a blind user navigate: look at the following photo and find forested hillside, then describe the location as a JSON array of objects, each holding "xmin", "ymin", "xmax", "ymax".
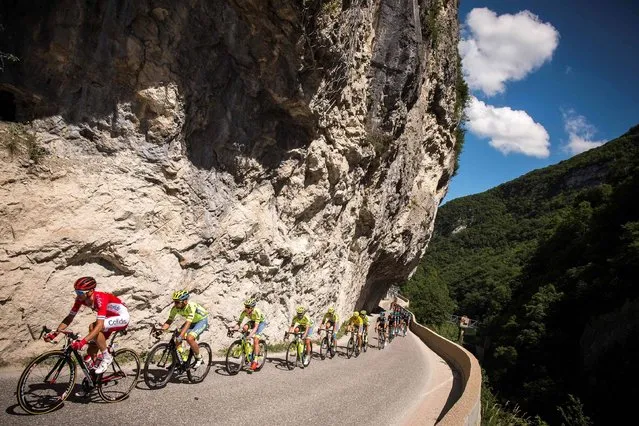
[{"xmin": 403, "ymin": 125, "xmax": 639, "ymax": 424}]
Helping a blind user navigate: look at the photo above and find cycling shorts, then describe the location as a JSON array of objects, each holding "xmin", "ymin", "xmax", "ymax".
[
  {"xmin": 101, "ymin": 306, "xmax": 130, "ymax": 338},
  {"xmin": 247, "ymin": 320, "xmax": 268, "ymax": 337},
  {"xmin": 186, "ymin": 317, "xmax": 209, "ymax": 339}
]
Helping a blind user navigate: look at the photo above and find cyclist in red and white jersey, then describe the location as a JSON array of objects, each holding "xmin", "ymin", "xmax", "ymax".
[{"xmin": 44, "ymin": 277, "xmax": 129, "ymax": 375}]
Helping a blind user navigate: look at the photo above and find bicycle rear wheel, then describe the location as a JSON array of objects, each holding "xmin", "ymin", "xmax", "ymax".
[
  {"xmin": 143, "ymin": 343, "xmax": 175, "ymax": 389},
  {"xmin": 225, "ymin": 340, "xmax": 244, "ymax": 375},
  {"xmin": 319, "ymin": 337, "xmax": 328, "ymax": 360},
  {"xmin": 98, "ymin": 348, "xmax": 140, "ymax": 402},
  {"xmin": 255, "ymin": 340, "xmax": 268, "ymax": 371},
  {"xmin": 187, "ymin": 342, "xmax": 212, "ymax": 383},
  {"xmin": 17, "ymin": 350, "xmax": 76, "ymax": 414},
  {"xmin": 346, "ymin": 336, "xmax": 354, "ymax": 359},
  {"xmin": 285, "ymin": 341, "xmax": 298, "ymax": 370}
]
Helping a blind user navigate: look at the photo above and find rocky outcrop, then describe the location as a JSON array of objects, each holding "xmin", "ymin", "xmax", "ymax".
[{"xmin": 0, "ymin": 0, "xmax": 461, "ymax": 362}]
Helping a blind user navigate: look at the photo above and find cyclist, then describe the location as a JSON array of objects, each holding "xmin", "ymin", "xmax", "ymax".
[
  {"xmin": 157, "ymin": 290, "xmax": 208, "ymax": 368},
  {"xmin": 346, "ymin": 311, "xmax": 363, "ymax": 350},
  {"xmin": 360, "ymin": 310, "xmax": 370, "ymax": 348},
  {"xmin": 376, "ymin": 311, "xmax": 388, "ymax": 346},
  {"xmin": 44, "ymin": 276, "xmax": 129, "ymax": 375},
  {"xmin": 387, "ymin": 305, "xmax": 396, "ymax": 342},
  {"xmin": 318, "ymin": 307, "xmax": 339, "ymax": 346},
  {"xmin": 233, "ymin": 298, "xmax": 268, "ymax": 371},
  {"xmin": 287, "ymin": 306, "xmax": 314, "ymax": 364}
]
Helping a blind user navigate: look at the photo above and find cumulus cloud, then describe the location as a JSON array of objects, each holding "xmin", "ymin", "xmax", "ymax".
[
  {"xmin": 562, "ymin": 109, "xmax": 606, "ymax": 155},
  {"xmin": 459, "ymin": 8, "xmax": 559, "ymax": 96},
  {"xmin": 466, "ymin": 97, "xmax": 550, "ymax": 158}
]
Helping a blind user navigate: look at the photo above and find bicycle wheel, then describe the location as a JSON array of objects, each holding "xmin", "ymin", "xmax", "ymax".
[
  {"xmin": 187, "ymin": 342, "xmax": 212, "ymax": 383},
  {"xmin": 255, "ymin": 340, "xmax": 268, "ymax": 371},
  {"xmin": 363, "ymin": 334, "xmax": 368, "ymax": 353},
  {"xmin": 97, "ymin": 348, "xmax": 140, "ymax": 402},
  {"xmin": 346, "ymin": 336, "xmax": 354, "ymax": 359},
  {"xmin": 378, "ymin": 331, "xmax": 385, "ymax": 350},
  {"xmin": 302, "ymin": 341, "xmax": 313, "ymax": 367},
  {"xmin": 143, "ymin": 343, "xmax": 175, "ymax": 389},
  {"xmin": 225, "ymin": 340, "xmax": 244, "ymax": 375},
  {"xmin": 17, "ymin": 350, "xmax": 76, "ymax": 414},
  {"xmin": 319, "ymin": 337, "xmax": 328, "ymax": 360},
  {"xmin": 285, "ymin": 341, "xmax": 298, "ymax": 370}
]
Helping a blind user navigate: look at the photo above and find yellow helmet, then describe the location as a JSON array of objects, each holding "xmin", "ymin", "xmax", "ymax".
[
  {"xmin": 327, "ymin": 307, "xmax": 335, "ymax": 314},
  {"xmin": 296, "ymin": 306, "xmax": 306, "ymax": 315},
  {"xmin": 352, "ymin": 311, "xmax": 360, "ymax": 317},
  {"xmin": 172, "ymin": 290, "xmax": 189, "ymax": 301}
]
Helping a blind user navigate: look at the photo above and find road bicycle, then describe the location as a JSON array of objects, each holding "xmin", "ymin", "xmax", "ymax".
[
  {"xmin": 388, "ymin": 322, "xmax": 395, "ymax": 344},
  {"xmin": 17, "ymin": 326, "xmax": 140, "ymax": 415},
  {"xmin": 362, "ymin": 328, "xmax": 369, "ymax": 353},
  {"xmin": 143, "ymin": 326, "xmax": 212, "ymax": 389},
  {"xmin": 346, "ymin": 328, "xmax": 361, "ymax": 359},
  {"xmin": 284, "ymin": 331, "xmax": 312, "ymax": 370},
  {"xmin": 225, "ymin": 328, "xmax": 268, "ymax": 375},
  {"xmin": 318, "ymin": 328, "xmax": 337, "ymax": 360},
  {"xmin": 377, "ymin": 327, "xmax": 386, "ymax": 350}
]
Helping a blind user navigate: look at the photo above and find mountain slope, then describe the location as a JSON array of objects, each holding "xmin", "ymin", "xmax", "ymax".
[{"xmin": 403, "ymin": 124, "xmax": 639, "ymax": 423}]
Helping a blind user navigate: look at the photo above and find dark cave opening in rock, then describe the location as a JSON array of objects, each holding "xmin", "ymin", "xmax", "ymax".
[{"xmin": 0, "ymin": 90, "xmax": 17, "ymax": 121}]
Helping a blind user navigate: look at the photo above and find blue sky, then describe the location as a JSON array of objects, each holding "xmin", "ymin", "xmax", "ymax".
[{"xmin": 445, "ymin": 0, "xmax": 639, "ymax": 202}]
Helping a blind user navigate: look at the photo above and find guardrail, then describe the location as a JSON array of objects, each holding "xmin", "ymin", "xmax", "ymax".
[{"xmin": 383, "ymin": 294, "xmax": 481, "ymax": 425}]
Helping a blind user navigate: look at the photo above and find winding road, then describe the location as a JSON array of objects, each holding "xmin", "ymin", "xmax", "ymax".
[{"xmin": 1, "ymin": 326, "xmax": 457, "ymax": 425}]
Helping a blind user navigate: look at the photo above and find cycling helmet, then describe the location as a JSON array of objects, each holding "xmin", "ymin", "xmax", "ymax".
[
  {"xmin": 244, "ymin": 298, "xmax": 257, "ymax": 307},
  {"xmin": 327, "ymin": 307, "xmax": 335, "ymax": 314},
  {"xmin": 296, "ymin": 306, "xmax": 306, "ymax": 315},
  {"xmin": 172, "ymin": 290, "xmax": 189, "ymax": 301},
  {"xmin": 74, "ymin": 276, "xmax": 96, "ymax": 291},
  {"xmin": 360, "ymin": 310, "xmax": 367, "ymax": 316},
  {"xmin": 352, "ymin": 311, "xmax": 360, "ymax": 317},
  {"xmin": 380, "ymin": 312, "xmax": 386, "ymax": 318}
]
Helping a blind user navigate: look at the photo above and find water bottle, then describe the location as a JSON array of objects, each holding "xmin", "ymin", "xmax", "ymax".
[{"xmin": 177, "ymin": 341, "xmax": 188, "ymax": 361}]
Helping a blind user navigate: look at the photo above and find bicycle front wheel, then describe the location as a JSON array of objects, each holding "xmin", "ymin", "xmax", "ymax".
[
  {"xmin": 362, "ymin": 334, "xmax": 368, "ymax": 353},
  {"xmin": 17, "ymin": 350, "xmax": 76, "ymax": 415},
  {"xmin": 143, "ymin": 343, "xmax": 175, "ymax": 389},
  {"xmin": 187, "ymin": 343, "xmax": 212, "ymax": 383},
  {"xmin": 319, "ymin": 337, "xmax": 328, "ymax": 360},
  {"xmin": 378, "ymin": 331, "xmax": 385, "ymax": 350},
  {"xmin": 255, "ymin": 340, "xmax": 268, "ymax": 371},
  {"xmin": 346, "ymin": 337, "xmax": 354, "ymax": 359},
  {"xmin": 285, "ymin": 341, "xmax": 298, "ymax": 370},
  {"xmin": 225, "ymin": 340, "xmax": 244, "ymax": 375},
  {"xmin": 98, "ymin": 348, "xmax": 140, "ymax": 402}
]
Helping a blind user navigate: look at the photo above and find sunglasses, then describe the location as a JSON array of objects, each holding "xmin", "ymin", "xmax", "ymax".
[{"xmin": 75, "ymin": 290, "xmax": 89, "ymax": 296}]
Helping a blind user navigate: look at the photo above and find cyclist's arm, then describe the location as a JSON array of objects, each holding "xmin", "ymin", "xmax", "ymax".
[{"xmin": 55, "ymin": 314, "xmax": 75, "ymax": 332}]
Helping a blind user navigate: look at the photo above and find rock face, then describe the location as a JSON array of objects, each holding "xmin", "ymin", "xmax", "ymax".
[{"xmin": 0, "ymin": 0, "xmax": 461, "ymax": 362}]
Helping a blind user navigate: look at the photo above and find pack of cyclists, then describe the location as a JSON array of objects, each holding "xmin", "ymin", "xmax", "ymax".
[{"xmin": 41, "ymin": 276, "xmax": 411, "ymax": 393}]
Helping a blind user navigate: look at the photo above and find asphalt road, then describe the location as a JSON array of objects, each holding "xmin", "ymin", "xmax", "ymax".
[{"xmin": 1, "ymin": 329, "xmax": 455, "ymax": 425}]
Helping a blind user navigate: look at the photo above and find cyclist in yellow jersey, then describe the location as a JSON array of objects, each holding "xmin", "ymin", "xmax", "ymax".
[
  {"xmin": 158, "ymin": 290, "xmax": 208, "ymax": 368},
  {"xmin": 232, "ymin": 298, "xmax": 268, "ymax": 371},
  {"xmin": 318, "ymin": 307, "xmax": 339, "ymax": 341},
  {"xmin": 288, "ymin": 306, "xmax": 314, "ymax": 363},
  {"xmin": 360, "ymin": 310, "xmax": 370, "ymax": 348},
  {"xmin": 347, "ymin": 311, "xmax": 363, "ymax": 350}
]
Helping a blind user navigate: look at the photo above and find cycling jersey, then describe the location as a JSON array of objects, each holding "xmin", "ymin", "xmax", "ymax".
[
  {"xmin": 291, "ymin": 313, "xmax": 314, "ymax": 328},
  {"xmin": 238, "ymin": 307, "xmax": 266, "ymax": 325},
  {"xmin": 69, "ymin": 291, "xmax": 127, "ymax": 321},
  {"xmin": 348, "ymin": 315, "xmax": 363, "ymax": 326},
  {"xmin": 377, "ymin": 317, "xmax": 387, "ymax": 325},
  {"xmin": 322, "ymin": 312, "xmax": 339, "ymax": 325},
  {"xmin": 168, "ymin": 301, "xmax": 208, "ymax": 323}
]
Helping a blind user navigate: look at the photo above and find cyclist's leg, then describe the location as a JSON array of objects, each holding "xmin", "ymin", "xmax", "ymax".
[
  {"xmin": 254, "ymin": 321, "xmax": 267, "ymax": 356},
  {"xmin": 305, "ymin": 326, "xmax": 314, "ymax": 355},
  {"xmin": 357, "ymin": 325, "xmax": 362, "ymax": 348},
  {"xmin": 185, "ymin": 317, "xmax": 208, "ymax": 356}
]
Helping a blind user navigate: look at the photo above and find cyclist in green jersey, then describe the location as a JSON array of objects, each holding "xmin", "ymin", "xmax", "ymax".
[
  {"xmin": 233, "ymin": 298, "xmax": 268, "ymax": 371},
  {"xmin": 158, "ymin": 290, "xmax": 208, "ymax": 368},
  {"xmin": 360, "ymin": 310, "xmax": 369, "ymax": 346},
  {"xmin": 288, "ymin": 306, "xmax": 314, "ymax": 363},
  {"xmin": 318, "ymin": 307, "xmax": 339, "ymax": 341}
]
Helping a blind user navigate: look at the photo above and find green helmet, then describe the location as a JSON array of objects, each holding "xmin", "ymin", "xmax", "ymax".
[
  {"xmin": 360, "ymin": 310, "xmax": 367, "ymax": 316},
  {"xmin": 244, "ymin": 298, "xmax": 256, "ymax": 307},
  {"xmin": 296, "ymin": 306, "xmax": 306, "ymax": 315},
  {"xmin": 172, "ymin": 290, "xmax": 189, "ymax": 301},
  {"xmin": 327, "ymin": 307, "xmax": 335, "ymax": 314}
]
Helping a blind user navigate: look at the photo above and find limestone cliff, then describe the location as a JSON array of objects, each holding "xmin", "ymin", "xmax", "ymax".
[{"xmin": 0, "ymin": 0, "xmax": 461, "ymax": 362}]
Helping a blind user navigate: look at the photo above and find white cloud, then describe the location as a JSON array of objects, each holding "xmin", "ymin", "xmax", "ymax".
[
  {"xmin": 562, "ymin": 109, "xmax": 606, "ymax": 155},
  {"xmin": 466, "ymin": 97, "xmax": 550, "ymax": 158},
  {"xmin": 459, "ymin": 8, "xmax": 559, "ymax": 96}
]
